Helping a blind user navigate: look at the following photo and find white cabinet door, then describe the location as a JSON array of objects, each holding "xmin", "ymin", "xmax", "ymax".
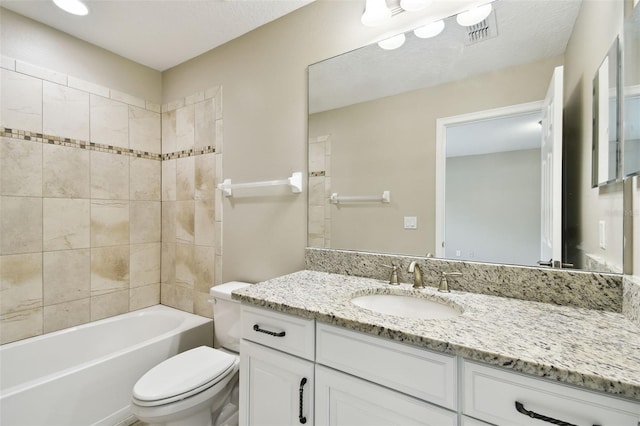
[
  {"xmin": 240, "ymin": 340, "xmax": 314, "ymax": 426},
  {"xmin": 315, "ymin": 365, "xmax": 457, "ymax": 426}
]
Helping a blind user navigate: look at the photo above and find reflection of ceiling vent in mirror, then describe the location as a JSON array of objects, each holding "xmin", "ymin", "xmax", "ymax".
[{"xmin": 465, "ymin": 10, "xmax": 498, "ymax": 45}]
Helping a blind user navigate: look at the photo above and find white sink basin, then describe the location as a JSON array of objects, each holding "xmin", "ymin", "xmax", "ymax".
[{"xmin": 351, "ymin": 294, "xmax": 462, "ymax": 320}]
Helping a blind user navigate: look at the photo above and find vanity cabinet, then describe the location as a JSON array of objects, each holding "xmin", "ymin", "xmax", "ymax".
[
  {"xmin": 239, "ymin": 306, "xmax": 315, "ymax": 426},
  {"xmin": 462, "ymin": 360, "xmax": 640, "ymax": 425}
]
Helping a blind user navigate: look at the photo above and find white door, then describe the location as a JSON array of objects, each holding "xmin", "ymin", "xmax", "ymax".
[
  {"xmin": 315, "ymin": 365, "xmax": 457, "ymax": 426},
  {"xmin": 240, "ymin": 340, "xmax": 314, "ymax": 426},
  {"xmin": 539, "ymin": 66, "xmax": 564, "ymax": 267}
]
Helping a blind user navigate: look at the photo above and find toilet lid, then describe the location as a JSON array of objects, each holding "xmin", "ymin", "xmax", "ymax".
[{"xmin": 133, "ymin": 346, "xmax": 237, "ymax": 403}]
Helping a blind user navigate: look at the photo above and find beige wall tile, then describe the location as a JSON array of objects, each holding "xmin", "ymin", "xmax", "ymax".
[
  {"xmin": 43, "ymin": 299, "xmax": 90, "ymax": 333},
  {"xmin": 0, "ymin": 307, "xmax": 42, "ymax": 344},
  {"xmin": 162, "ymin": 201, "xmax": 176, "ymax": 243},
  {"xmin": 130, "ymin": 200, "xmax": 161, "ymax": 244},
  {"xmin": 176, "ymin": 104, "xmax": 195, "ymax": 151},
  {"xmin": 129, "ymin": 106, "xmax": 160, "ymax": 154},
  {"xmin": 195, "ymin": 199, "xmax": 215, "ymax": 246},
  {"xmin": 130, "ymin": 242, "xmax": 160, "ymax": 287},
  {"xmin": 16, "ymin": 61, "xmax": 66, "ymax": 85},
  {"xmin": 194, "ymin": 245, "xmax": 215, "ymax": 293},
  {"xmin": 161, "ymin": 109, "xmax": 177, "ymax": 154},
  {"xmin": 176, "ymin": 200, "xmax": 195, "ymax": 243},
  {"xmin": 161, "ymin": 243, "xmax": 176, "ymax": 285},
  {"xmin": 130, "ymin": 283, "xmax": 160, "ymax": 311},
  {"xmin": 214, "ymin": 254, "xmax": 223, "ymax": 286},
  {"xmin": 90, "ymin": 151, "xmax": 129, "ymax": 200},
  {"xmin": 0, "ymin": 196, "xmax": 42, "ymax": 255},
  {"xmin": 195, "ymin": 99, "xmax": 215, "ymax": 149},
  {"xmin": 90, "ymin": 95, "xmax": 129, "ymax": 148},
  {"xmin": 0, "ymin": 69, "xmax": 42, "ymax": 132},
  {"xmin": 43, "ymin": 144, "xmax": 90, "ymax": 198},
  {"xmin": 193, "ymin": 291, "xmax": 213, "ymax": 318},
  {"xmin": 162, "ymin": 159, "xmax": 177, "ymax": 201},
  {"xmin": 43, "ymin": 81, "xmax": 90, "ymax": 141},
  {"xmin": 161, "ymin": 283, "xmax": 193, "ymax": 313},
  {"xmin": 69, "ymin": 77, "xmax": 109, "ymax": 98},
  {"xmin": 195, "ymin": 153, "xmax": 215, "ymax": 200},
  {"xmin": 91, "ymin": 289, "xmax": 128, "ymax": 321},
  {"xmin": 43, "ymin": 198, "xmax": 90, "ymax": 250},
  {"xmin": 1, "ymin": 138, "xmax": 42, "ymax": 197},
  {"xmin": 215, "ymin": 222, "xmax": 222, "ymax": 256},
  {"xmin": 176, "ymin": 242, "xmax": 194, "ymax": 288},
  {"xmin": 0, "ymin": 253, "xmax": 43, "ymax": 314},
  {"xmin": 43, "ymin": 249, "xmax": 90, "ymax": 305},
  {"xmin": 130, "ymin": 157, "xmax": 161, "ymax": 200},
  {"xmin": 91, "ymin": 245, "xmax": 130, "ymax": 296},
  {"xmin": 176, "ymin": 156, "xmax": 195, "ymax": 201},
  {"xmin": 91, "ymin": 200, "xmax": 130, "ymax": 247}
]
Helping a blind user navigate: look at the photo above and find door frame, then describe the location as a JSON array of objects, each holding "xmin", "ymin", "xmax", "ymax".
[{"xmin": 434, "ymin": 101, "xmax": 545, "ymax": 258}]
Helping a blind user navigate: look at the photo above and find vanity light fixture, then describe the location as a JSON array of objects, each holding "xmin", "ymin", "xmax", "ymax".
[
  {"xmin": 52, "ymin": 0, "xmax": 89, "ymax": 15},
  {"xmin": 456, "ymin": 3, "xmax": 492, "ymax": 27},
  {"xmin": 414, "ymin": 19, "xmax": 445, "ymax": 38},
  {"xmin": 378, "ymin": 33, "xmax": 406, "ymax": 50},
  {"xmin": 399, "ymin": 0, "xmax": 432, "ymax": 12},
  {"xmin": 361, "ymin": 0, "xmax": 392, "ymax": 27}
]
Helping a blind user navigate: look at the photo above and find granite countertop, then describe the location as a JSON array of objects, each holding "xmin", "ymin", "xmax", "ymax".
[{"xmin": 232, "ymin": 270, "xmax": 640, "ymax": 402}]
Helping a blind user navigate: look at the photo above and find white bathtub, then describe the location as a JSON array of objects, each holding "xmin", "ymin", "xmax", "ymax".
[{"xmin": 0, "ymin": 305, "xmax": 213, "ymax": 426}]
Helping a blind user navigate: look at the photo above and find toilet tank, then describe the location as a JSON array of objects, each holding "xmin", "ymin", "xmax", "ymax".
[{"xmin": 210, "ymin": 281, "xmax": 251, "ymax": 352}]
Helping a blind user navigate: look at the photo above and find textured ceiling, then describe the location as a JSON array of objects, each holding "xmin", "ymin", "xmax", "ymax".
[{"xmin": 0, "ymin": 0, "xmax": 314, "ymax": 71}]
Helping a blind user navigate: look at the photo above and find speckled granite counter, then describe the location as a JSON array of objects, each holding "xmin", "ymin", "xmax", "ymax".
[{"xmin": 233, "ymin": 270, "xmax": 640, "ymax": 402}]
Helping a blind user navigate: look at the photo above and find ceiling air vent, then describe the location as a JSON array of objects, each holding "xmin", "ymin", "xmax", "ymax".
[{"xmin": 465, "ymin": 10, "xmax": 498, "ymax": 45}]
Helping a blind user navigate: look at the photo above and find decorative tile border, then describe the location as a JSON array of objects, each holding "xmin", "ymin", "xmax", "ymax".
[
  {"xmin": 161, "ymin": 146, "xmax": 215, "ymax": 160},
  {"xmin": 309, "ymin": 171, "xmax": 325, "ymax": 177}
]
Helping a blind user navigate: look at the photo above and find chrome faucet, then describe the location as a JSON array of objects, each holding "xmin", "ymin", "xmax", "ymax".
[
  {"xmin": 438, "ymin": 272, "xmax": 462, "ymax": 292},
  {"xmin": 407, "ymin": 261, "xmax": 424, "ymax": 288}
]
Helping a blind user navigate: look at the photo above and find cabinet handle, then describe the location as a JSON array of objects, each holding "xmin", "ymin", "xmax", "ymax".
[
  {"xmin": 299, "ymin": 377, "xmax": 307, "ymax": 424},
  {"xmin": 516, "ymin": 401, "xmax": 598, "ymax": 426},
  {"xmin": 252, "ymin": 324, "xmax": 286, "ymax": 337}
]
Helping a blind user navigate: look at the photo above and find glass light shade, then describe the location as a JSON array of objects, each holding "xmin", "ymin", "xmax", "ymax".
[
  {"xmin": 378, "ymin": 33, "xmax": 406, "ymax": 50},
  {"xmin": 400, "ymin": 0, "xmax": 432, "ymax": 12},
  {"xmin": 456, "ymin": 3, "xmax": 492, "ymax": 26},
  {"xmin": 414, "ymin": 20, "xmax": 445, "ymax": 38},
  {"xmin": 361, "ymin": 0, "xmax": 392, "ymax": 27},
  {"xmin": 52, "ymin": 0, "xmax": 89, "ymax": 15}
]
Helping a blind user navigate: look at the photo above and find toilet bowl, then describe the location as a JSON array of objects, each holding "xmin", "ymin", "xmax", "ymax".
[{"xmin": 131, "ymin": 282, "xmax": 251, "ymax": 426}]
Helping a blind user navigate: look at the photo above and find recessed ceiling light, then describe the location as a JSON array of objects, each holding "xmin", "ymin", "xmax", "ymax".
[{"xmin": 52, "ymin": 0, "xmax": 89, "ymax": 16}]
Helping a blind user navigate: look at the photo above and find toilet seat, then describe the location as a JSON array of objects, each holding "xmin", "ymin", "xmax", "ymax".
[{"xmin": 133, "ymin": 346, "xmax": 237, "ymax": 407}]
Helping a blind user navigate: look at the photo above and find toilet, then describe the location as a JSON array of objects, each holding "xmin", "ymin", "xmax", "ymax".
[{"xmin": 131, "ymin": 281, "xmax": 251, "ymax": 426}]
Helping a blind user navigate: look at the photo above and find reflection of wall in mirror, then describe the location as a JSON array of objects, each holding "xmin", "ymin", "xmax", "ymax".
[{"xmin": 308, "ymin": 55, "xmax": 562, "ymax": 257}]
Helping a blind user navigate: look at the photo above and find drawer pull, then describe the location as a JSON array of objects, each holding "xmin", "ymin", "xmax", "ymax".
[
  {"xmin": 299, "ymin": 377, "xmax": 307, "ymax": 424},
  {"xmin": 515, "ymin": 401, "xmax": 580, "ymax": 426},
  {"xmin": 253, "ymin": 324, "xmax": 286, "ymax": 337}
]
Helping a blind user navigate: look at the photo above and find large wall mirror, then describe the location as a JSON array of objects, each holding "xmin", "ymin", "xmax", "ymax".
[
  {"xmin": 308, "ymin": 0, "xmax": 627, "ymax": 273},
  {"xmin": 623, "ymin": 2, "xmax": 640, "ymax": 177}
]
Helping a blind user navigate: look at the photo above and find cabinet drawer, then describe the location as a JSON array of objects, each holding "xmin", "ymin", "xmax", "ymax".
[
  {"xmin": 463, "ymin": 360, "xmax": 640, "ymax": 426},
  {"xmin": 241, "ymin": 305, "xmax": 315, "ymax": 361},
  {"xmin": 316, "ymin": 323, "xmax": 457, "ymax": 410}
]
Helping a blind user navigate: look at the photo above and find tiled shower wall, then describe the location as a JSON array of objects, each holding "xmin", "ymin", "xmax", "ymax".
[
  {"xmin": 0, "ymin": 58, "xmax": 222, "ymax": 344},
  {"xmin": 307, "ymin": 135, "xmax": 331, "ymax": 248}
]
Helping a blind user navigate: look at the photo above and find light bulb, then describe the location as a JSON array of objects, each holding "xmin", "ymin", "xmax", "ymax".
[
  {"xmin": 414, "ymin": 20, "xmax": 445, "ymax": 38},
  {"xmin": 456, "ymin": 3, "xmax": 492, "ymax": 27},
  {"xmin": 400, "ymin": 0, "xmax": 432, "ymax": 12},
  {"xmin": 52, "ymin": 0, "xmax": 89, "ymax": 15},
  {"xmin": 378, "ymin": 33, "xmax": 406, "ymax": 50},
  {"xmin": 361, "ymin": 0, "xmax": 392, "ymax": 27}
]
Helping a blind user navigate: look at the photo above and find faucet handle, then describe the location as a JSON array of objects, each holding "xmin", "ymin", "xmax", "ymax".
[
  {"xmin": 438, "ymin": 271, "xmax": 462, "ymax": 292},
  {"xmin": 381, "ymin": 264, "xmax": 400, "ymax": 285}
]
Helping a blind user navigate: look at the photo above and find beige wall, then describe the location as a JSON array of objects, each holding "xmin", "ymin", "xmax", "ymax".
[
  {"xmin": 161, "ymin": 0, "xmax": 394, "ymax": 283},
  {"xmin": 563, "ymin": 0, "xmax": 625, "ymax": 271},
  {"xmin": 0, "ymin": 8, "xmax": 161, "ymax": 102},
  {"xmin": 309, "ymin": 56, "xmax": 561, "ymax": 256}
]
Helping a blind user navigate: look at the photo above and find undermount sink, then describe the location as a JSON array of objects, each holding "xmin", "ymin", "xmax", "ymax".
[{"xmin": 351, "ymin": 294, "xmax": 462, "ymax": 320}]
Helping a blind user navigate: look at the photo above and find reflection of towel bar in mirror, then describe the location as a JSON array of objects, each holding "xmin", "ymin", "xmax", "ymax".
[
  {"xmin": 330, "ymin": 191, "xmax": 391, "ymax": 204},
  {"xmin": 217, "ymin": 172, "xmax": 302, "ymax": 197}
]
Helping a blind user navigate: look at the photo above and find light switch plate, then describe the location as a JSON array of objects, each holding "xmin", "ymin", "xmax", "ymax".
[{"xmin": 404, "ymin": 216, "xmax": 417, "ymax": 229}]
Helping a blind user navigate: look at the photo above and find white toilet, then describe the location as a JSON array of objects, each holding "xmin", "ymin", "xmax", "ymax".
[{"xmin": 131, "ymin": 281, "xmax": 251, "ymax": 426}]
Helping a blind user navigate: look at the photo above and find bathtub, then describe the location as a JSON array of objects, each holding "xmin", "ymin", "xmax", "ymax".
[{"xmin": 0, "ymin": 305, "xmax": 213, "ymax": 426}]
